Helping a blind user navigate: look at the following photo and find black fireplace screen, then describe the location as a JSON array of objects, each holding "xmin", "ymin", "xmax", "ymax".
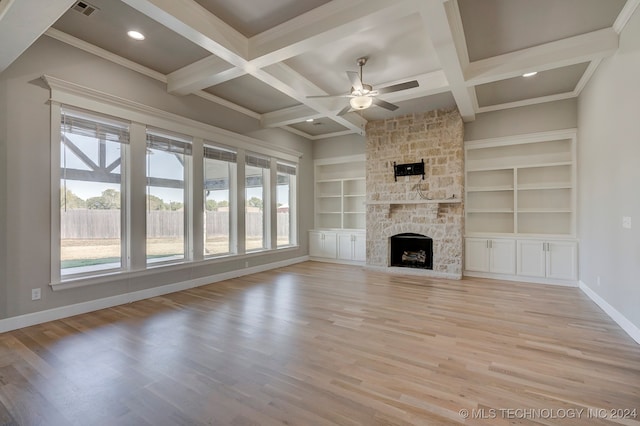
[{"xmin": 389, "ymin": 233, "xmax": 433, "ymax": 269}]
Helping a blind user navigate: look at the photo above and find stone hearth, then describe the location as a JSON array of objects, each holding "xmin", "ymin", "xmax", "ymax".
[{"xmin": 365, "ymin": 108, "xmax": 464, "ymax": 278}]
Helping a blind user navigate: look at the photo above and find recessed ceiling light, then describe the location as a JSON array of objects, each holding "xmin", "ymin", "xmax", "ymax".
[
  {"xmin": 522, "ymin": 71, "xmax": 538, "ymax": 77},
  {"xmin": 306, "ymin": 118, "xmax": 314, "ymax": 122},
  {"xmin": 127, "ymin": 30, "xmax": 145, "ymax": 41}
]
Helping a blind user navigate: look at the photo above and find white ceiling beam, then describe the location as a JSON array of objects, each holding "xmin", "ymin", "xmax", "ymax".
[
  {"xmin": 248, "ymin": 0, "xmax": 420, "ymax": 68},
  {"xmin": 167, "ymin": 56, "xmax": 245, "ymax": 95},
  {"xmin": 465, "ymin": 28, "xmax": 619, "ymax": 86},
  {"xmin": 477, "ymin": 92, "xmax": 576, "ymax": 114},
  {"xmin": 262, "ymin": 105, "xmax": 323, "ymax": 128},
  {"xmin": 614, "ymin": 0, "xmax": 640, "ymax": 33},
  {"xmin": 120, "ymin": 0, "xmax": 368, "ymax": 135},
  {"xmin": 120, "ymin": 0, "xmax": 248, "ymax": 67},
  {"xmin": 166, "ymin": 0, "xmax": 419, "ymax": 95},
  {"xmin": 418, "ymin": 0, "xmax": 476, "ymax": 121},
  {"xmin": 255, "ymin": 62, "xmax": 367, "ymax": 135},
  {"xmin": 0, "ymin": 0, "xmax": 75, "ymax": 73}
]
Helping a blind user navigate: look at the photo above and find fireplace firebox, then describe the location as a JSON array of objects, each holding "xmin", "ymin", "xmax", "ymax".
[{"xmin": 389, "ymin": 233, "xmax": 433, "ymax": 269}]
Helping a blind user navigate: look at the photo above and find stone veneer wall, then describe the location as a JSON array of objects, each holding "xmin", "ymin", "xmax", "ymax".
[{"xmin": 366, "ymin": 108, "xmax": 464, "ymax": 277}]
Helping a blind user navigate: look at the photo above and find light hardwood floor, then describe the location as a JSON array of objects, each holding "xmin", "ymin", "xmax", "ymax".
[{"xmin": 0, "ymin": 262, "xmax": 639, "ymax": 425}]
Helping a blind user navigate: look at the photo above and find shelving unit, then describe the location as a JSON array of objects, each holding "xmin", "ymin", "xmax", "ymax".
[
  {"xmin": 464, "ymin": 129, "xmax": 578, "ymax": 285},
  {"xmin": 314, "ymin": 155, "xmax": 366, "ymax": 230},
  {"xmin": 465, "ymin": 130, "xmax": 576, "ymax": 237}
]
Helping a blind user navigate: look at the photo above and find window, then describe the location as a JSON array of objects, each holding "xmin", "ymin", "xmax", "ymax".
[
  {"xmin": 245, "ymin": 153, "xmax": 270, "ymax": 251},
  {"xmin": 203, "ymin": 144, "xmax": 236, "ymax": 256},
  {"xmin": 277, "ymin": 161, "xmax": 297, "ymax": 247},
  {"xmin": 146, "ymin": 129, "xmax": 192, "ymax": 264},
  {"xmin": 60, "ymin": 108, "xmax": 129, "ymax": 276}
]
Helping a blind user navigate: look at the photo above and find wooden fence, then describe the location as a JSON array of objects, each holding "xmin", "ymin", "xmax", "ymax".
[{"xmin": 61, "ymin": 210, "xmax": 289, "ymax": 239}]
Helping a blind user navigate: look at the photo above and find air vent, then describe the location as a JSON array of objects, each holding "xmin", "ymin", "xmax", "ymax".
[{"xmin": 72, "ymin": 1, "xmax": 98, "ymax": 16}]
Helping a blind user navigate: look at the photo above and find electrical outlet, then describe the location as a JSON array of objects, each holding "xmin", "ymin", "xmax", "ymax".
[
  {"xmin": 622, "ymin": 216, "xmax": 632, "ymax": 229},
  {"xmin": 597, "ymin": 276, "xmax": 601, "ymax": 286},
  {"xmin": 245, "ymin": 261, "xmax": 249, "ymax": 268},
  {"xmin": 31, "ymin": 288, "xmax": 41, "ymax": 301}
]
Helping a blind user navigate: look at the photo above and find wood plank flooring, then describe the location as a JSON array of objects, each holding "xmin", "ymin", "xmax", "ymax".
[{"xmin": 0, "ymin": 261, "xmax": 639, "ymax": 425}]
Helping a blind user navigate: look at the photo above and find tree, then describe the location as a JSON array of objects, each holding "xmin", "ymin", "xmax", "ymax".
[
  {"xmin": 146, "ymin": 194, "xmax": 167, "ymax": 210},
  {"xmin": 247, "ymin": 197, "xmax": 263, "ymax": 210},
  {"xmin": 169, "ymin": 201, "xmax": 183, "ymax": 211},
  {"xmin": 217, "ymin": 200, "xmax": 229, "ymax": 208},
  {"xmin": 205, "ymin": 199, "xmax": 218, "ymax": 211},
  {"xmin": 60, "ymin": 189, "xmax": 85, "ymax": 209},
  {"xmin": 86, "ymin": 189, "xmax": 120, "ymax": 209}
]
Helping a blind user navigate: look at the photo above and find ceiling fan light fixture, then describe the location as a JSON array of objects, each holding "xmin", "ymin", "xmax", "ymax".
[{"xmin": 350, "ymin": 95, "xmax": 373, "ymax": 110}]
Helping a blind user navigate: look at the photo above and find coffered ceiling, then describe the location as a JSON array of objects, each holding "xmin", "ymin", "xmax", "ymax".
[{"xmin": 1, "ymin": 0, "xmax": 638, "ymax": 140}]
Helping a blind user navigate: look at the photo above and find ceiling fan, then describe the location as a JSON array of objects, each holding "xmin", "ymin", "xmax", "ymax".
[{"xmin": 307, "ymin": 57, "xmax": 419, "ymax": 116}]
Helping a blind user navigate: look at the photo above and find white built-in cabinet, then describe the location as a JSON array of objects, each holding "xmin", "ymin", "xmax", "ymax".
[
  {"xmin": 337, "ymin": 232, "xmax": 366, "ymax": 262},
  {"xmin": 464, "ymin": 129, "xmax": 578, "ymax": 285},
  {"xmin": 309, "ymin": 231, "xmax": 337, "ymax": 259},
  {"xmin": 309, "ymin": 230, "xmax": 366, "ymax": 264},
  {"xmin": 465, "ymin": 238, "xmax": 516, "ymax": 275},
  {"xmin": 516, "ymin": 240, "xmax": 577, "ymax": 281},
  {"xmin": 310, "ymin": 155, "xmax": 366, "ymax": 264}
]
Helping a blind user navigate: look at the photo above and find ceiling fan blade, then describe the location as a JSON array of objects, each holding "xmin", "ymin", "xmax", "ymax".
[
  {"xmin": 376, "ymin": 80, "xmax": 419, "ymax": 94},
  {"xmin": 306, "ymin": 94, "xmax": 350, "ymax": 99},
  {"xmin": 347, "ymin": 71, "xmax": 363, "ymax": 92},
  {"xmin": 372, "ymin": 97, "xmax": 399, "ymax": 111},
  {"xmin": 336, "ymin": 104, "xmax": 352, "ymax": 116}
]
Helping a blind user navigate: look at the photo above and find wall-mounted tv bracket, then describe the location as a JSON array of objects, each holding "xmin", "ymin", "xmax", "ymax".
[{"xmin": 393, "ymin": 159, "xmax": 425, "ymax": 181}]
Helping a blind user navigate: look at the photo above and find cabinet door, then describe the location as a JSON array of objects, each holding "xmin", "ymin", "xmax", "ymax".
[
  {"xmin": 516, "ymin": 240, "xmax": 546, "ymax": 277},
  {"xmin": 337, "ymin": 233, "xmax": 353, "ymax": 260},
  {"xmin": 322, "ymin": 232, "xmax": 337, "ymax": 259},
  {"xmin": 353, "ymin": 233, "xmax": 366, "ymax": 262},
  {"xmin": 465, "ymin": 238, "xmax": 490, "ymax": 272},
  {"xmin": 489, "ymin": 239, "xmax": 516, "ymax": 274},
  {"xmin": 546, "ymin": 241, "xmax": 577, "ymax": 280},
  {"xmin": 309, "ymin": 231, "xmax": 324, "ymax": 257}
]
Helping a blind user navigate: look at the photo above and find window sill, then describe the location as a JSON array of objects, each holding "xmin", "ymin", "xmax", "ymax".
[{"xmin": 50, "ymin": 245, "xmax": 300, "ymax": 291}]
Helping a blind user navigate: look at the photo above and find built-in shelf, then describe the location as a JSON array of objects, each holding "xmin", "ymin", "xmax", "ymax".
[
  {"xmin": 464, "ymin": 129, "xmax": 576, "ymax": 237},
  {"xmin": 315, "ymin": 155, "xmax": 366, "ymax": 230}
]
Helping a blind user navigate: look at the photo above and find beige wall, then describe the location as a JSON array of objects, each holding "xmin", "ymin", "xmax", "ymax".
[
  {"xmin": 312, "ymin": 133, "xmax": 366, "ymax": 159},
  {"xmin": 0, "ymin": 76, "xmax": 6, "ymax": 318},
  {"xmin": 464, "ymin": 98, "xmax": 577, "ymax": 141},
  {"xmin": 577, "ymin": 8, "xmax": 640, "ymax": 330},
  {"xmin": 0, "ymin": 36, "xmax": 313, "ymax": 320}
]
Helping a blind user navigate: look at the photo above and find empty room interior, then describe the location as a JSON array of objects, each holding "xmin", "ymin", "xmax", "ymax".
[{"xmin": 1, "ymin": 0, "xmax": 639, "ymax": 424}]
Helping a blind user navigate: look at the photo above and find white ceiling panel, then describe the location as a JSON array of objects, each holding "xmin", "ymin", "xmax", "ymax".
[
  {"xmin": 204, "ymin": 74, "xmax": 300, "ymax": 114},
  {"xmin": 459, "ymin": 0, "xmax": 627, "ymax": 61},
  {"xmin": 475, "ymin": 62, "xmax": 590, "ymax": 107},
  {"xmin": 193, "ymin": 0, "xmax": 332, "ymax": 37},
  {"xmin": 52, "ymin": 0, "xmax": 211, "ymax": 74}
]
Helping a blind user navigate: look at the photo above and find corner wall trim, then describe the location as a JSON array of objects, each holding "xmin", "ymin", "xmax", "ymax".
[
  {"xmin": 0, "ymin": 256, "xmax": 309, "ymax": 334},
  {"xmin": 579, "ymin": 280, "xmax": 640, "ymax": 345}
]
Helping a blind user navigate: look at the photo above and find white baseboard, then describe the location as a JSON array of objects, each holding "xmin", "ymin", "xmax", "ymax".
[
  {"xmin": 0, "ymin": 256, "xmax": 309, "ymax": 334},
  {"xmin": 579, "ymin": 280, "xmax": 640, "ymax": 345},
  {"xmin": 464, "ymin": 270, "xmax": 578, "ymax": 287}
]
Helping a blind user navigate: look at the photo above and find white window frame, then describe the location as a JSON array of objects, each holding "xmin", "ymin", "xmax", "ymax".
[
  {"xmin": 45, "ymin": 75, "xmax": 301, "ymax": 289},
  {"xmin": 202, "ymin": 142, "xmax": 237, "ymax": 258},
  {"xmin": 54, "ymin": 106, "xmax": 131, "ymax": 281}
]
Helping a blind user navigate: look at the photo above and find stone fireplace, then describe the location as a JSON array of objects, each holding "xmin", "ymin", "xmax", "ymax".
[
  {"xmin": 366, "ymin": 108, "xmax": 464, "ymax": 279},
  {"xmin": 389, "ymin": 233, "xmax": 433, "ymax": 269}
]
